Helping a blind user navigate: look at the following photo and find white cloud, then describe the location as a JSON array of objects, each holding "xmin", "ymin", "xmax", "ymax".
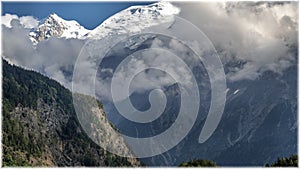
[
  {"xmin": 175, "ymin": 2, "xmax": 298, "ymax": 81},
  {"xmin": 1, "ymin": 13, "xmax": 18, "ymax": 28},
  {"xmin": 20, "ymin": 16, "xmax": 39, "ymax": 28},
  {"xmin": 2, "ymin": 13, "xmax": 39, "ymax": 28}
]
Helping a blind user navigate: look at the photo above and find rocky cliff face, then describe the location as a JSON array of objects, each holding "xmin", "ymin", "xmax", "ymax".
[{"xmin": 2, "ymin": 59, "xmax": 141, "ymax": 166}]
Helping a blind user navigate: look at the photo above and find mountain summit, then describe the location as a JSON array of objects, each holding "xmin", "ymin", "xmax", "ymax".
[
  {"xmin": 29, "ymin": 2, "xmax": 180, "ymax": 44},
  {"xmin": 29, "ymin": 13, "xmax": 90, "ymax": 44},
  {"xmin": 88, "ymin": 2, "xmax": 180, "ymax": 39}
]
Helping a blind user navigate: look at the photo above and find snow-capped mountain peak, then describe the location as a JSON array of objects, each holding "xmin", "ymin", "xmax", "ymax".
[
  {"xmin": 126, "ymin": 2, "xmax": 180, "ymax": 16},
  {"xmin": 29, "ymin": 13, "xmax": 90, "ymax": 44},
  {"xmin": 29, "ymin": 2, "xmax": 180, "ymax": 44},
  {"xmin": 88, "ymin": 2, "xmax": 180, "ymax": 39}
]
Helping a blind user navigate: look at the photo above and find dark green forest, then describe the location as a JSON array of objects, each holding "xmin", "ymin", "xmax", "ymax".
[
  {"xmin": 265, "ymin": 155, "xmax": 298, "ymax": 167},
  {"xmin": 179, "ymin": 159, "xmax": 218, "ymax": 167},
  {"xmin": 2, "ymin": 59, "xmax": 138, "ymax": 166},
  {"xmin": 2, "ymin": 60, "xmax": 66, "ymax": 166},
  {"xmin": 178, "ymin": 155, "xmax": 298, "ymax": 167}
]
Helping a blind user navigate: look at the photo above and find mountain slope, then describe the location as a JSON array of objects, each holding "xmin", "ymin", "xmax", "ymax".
[
  {"xmin": 99, "ymin": 34, "xmax": 297, "ymax": 166},
  {"xmin": 2, "ymin": 59, "xmax": 141, "ymax": 166},
  {"xmin": 88, "ymin": 2, "xmax": 180, "ymax": 39}
]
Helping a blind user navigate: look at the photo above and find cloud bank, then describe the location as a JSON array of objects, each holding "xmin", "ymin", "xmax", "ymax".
[
  {"xmin": 1, "ymin": 2, "xmax": 298, "ymax": 97},
  {"xmin": 176, "ymin": 2, "xmax": 298, "ymax": 81}
]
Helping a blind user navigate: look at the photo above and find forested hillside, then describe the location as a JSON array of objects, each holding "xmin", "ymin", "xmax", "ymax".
[{"xmin": 2, "ymin": 59, "xmax": 140, "ymax": 166}]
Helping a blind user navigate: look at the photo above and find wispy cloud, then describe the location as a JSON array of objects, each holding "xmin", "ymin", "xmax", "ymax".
[{"xmin": 176, "ymin": 2, "xmax": 298, "ymax": 81}]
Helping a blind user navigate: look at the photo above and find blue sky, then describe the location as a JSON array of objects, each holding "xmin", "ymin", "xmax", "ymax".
[{"xmin": 2, "ymin": 2, "xmax": 154, "ymax": 29}]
